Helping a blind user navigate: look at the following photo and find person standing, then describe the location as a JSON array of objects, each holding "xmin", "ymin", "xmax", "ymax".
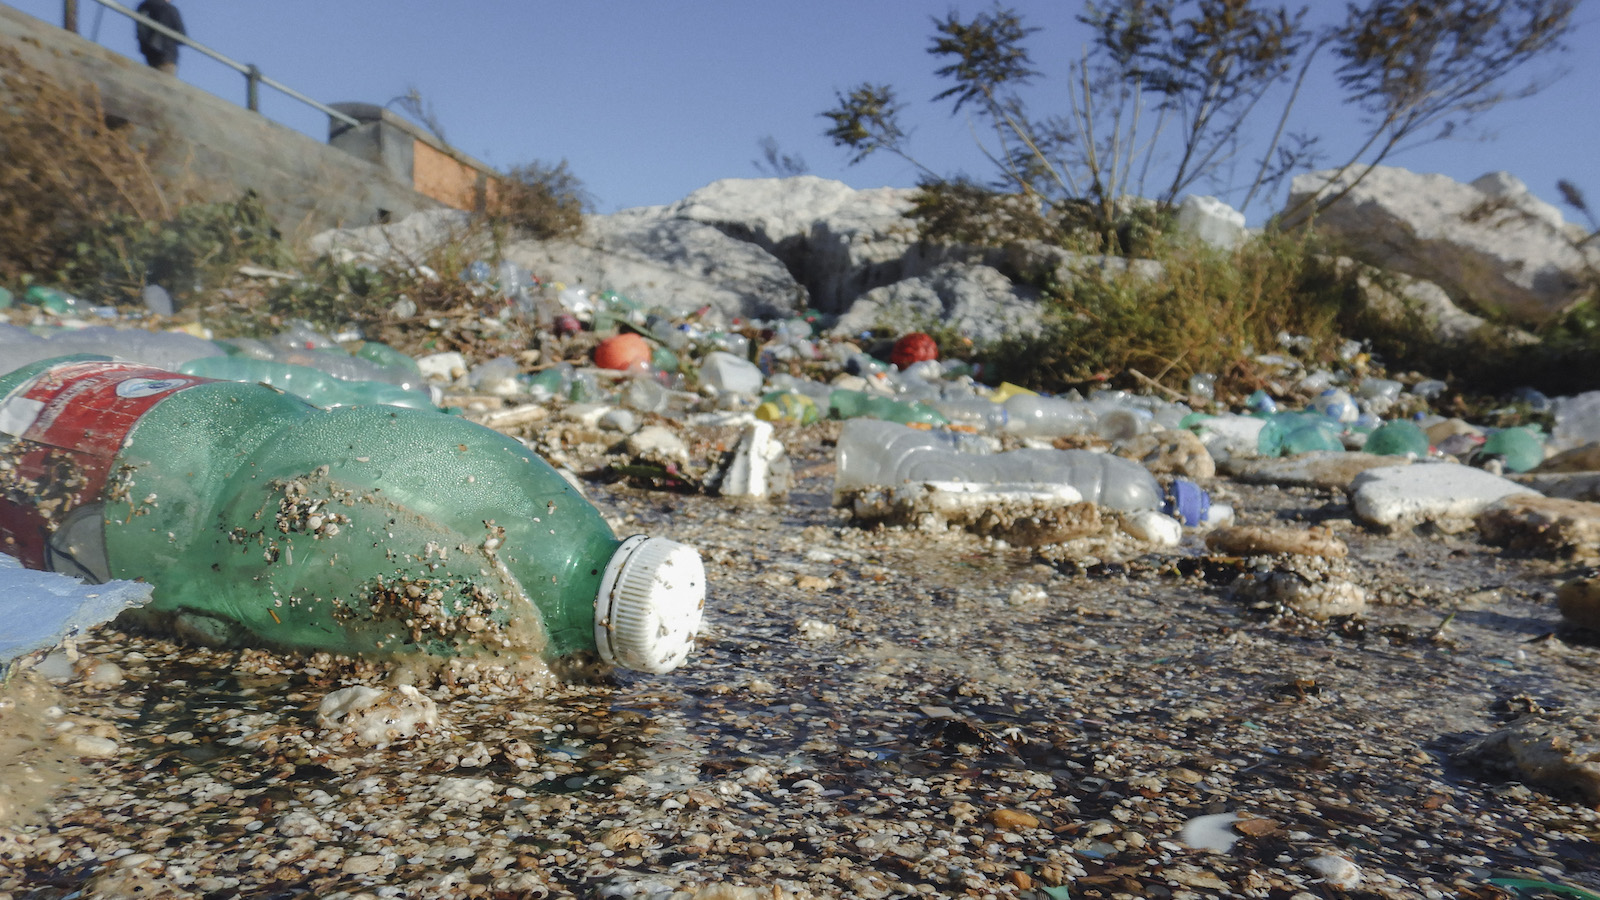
[{"xmin": 135, "ymin": 0, "xmax": 186, "ymax": 75}]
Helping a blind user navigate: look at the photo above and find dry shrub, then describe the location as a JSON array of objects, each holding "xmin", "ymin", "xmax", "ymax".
[
  {"xmin": 0, "ymin": 46, "xmax": 170, "ymax": 281},
  {"xmin": 483, "ymin": 160, "xmax": 588, "ymax": 241}
]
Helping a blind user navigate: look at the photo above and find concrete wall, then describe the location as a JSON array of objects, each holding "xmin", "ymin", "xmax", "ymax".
[{"xmin": 0, "ymin": 5, "xmax": 441, "ymax": 237}]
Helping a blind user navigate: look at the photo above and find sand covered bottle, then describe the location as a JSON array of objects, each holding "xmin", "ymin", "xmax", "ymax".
[{"xmin": 0, "ymin": 358, "xmax": 704, "ymax": 673}]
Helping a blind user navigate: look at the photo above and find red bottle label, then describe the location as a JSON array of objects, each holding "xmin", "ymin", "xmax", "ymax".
[{"xmin": 0, "ymin": 362, "xmax": 211, "ymax": 569}]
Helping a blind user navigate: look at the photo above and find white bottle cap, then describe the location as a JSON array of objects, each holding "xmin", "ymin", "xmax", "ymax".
[{"xmin": 595, "ymin": 535, "xmax": 705, "ymax": 673}]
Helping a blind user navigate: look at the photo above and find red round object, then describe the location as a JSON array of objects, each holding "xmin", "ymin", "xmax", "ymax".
[
  {"xmin": 593, "ymin": 333, "xmax": 652, "ymax": 371},
  {"xmin": 890, "ymin": 332, "xmax": 939, "ymax": 369},
  {"xmin": 553, "ymin": 313, "xmax": 582, "ymax": 337}
]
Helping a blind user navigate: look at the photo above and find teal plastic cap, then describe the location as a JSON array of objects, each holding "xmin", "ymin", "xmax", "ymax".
[{"xmin": 595, "ymin": 536, "xmax": 705, "ymax": 673}]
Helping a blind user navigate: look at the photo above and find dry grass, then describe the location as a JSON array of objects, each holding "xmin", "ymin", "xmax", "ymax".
[{"xmin": 0, "ymin": 46, "xmax": 172, "ymax": 282}]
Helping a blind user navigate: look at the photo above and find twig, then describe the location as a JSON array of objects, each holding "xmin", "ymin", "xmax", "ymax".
[{"xmin": 1127, "ymin": 368, "xmax": 1185, "ymax": 401}]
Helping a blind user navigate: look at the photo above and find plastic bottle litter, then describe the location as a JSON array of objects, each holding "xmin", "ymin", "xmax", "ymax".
[
  {"xmin": 467, "ymin": 356, "xmax": 524, "ymax": 396},
  {"xmin": 1409, "ymin": 379, "xmax": 1446, "ymax": 399},
  {"xmin": 21, "ymin": 286, "xmax": 82, "ymax": 316},
  {"xmin": 0, "ymin": 554, "xmax": 153, "ymax": 672},
  {"xmin": 1258, "ymin": 412, "xmax": 1345, "ymax": 457},
  {"xmin": 1363, "ymin": 419, "xmax": 1429, "ymax": 457},
  {"xmin": 1004, "ymin": 394, "xmax": 1093, "ymax": 439},
  {"xmin": 1310, "ymin": 388, "xmax": 1359, "ymax": 424},
  {"xmin": 141, "ymin": 284, "xmax": 174, "ymax": 316},
  {"xmin": 828, "ymin": 389, "xmax": 948, "ymax": 427},
  {"xmin": 0, "ymin": 358, "xmax": 705, "ymax": 673},
  {"xmin": 0, "ymin": 325, "xmax": 226, "ymax": 374},
  {"xmin": 1552, "ymin": 391, "xmax": 1600, "ymax": 453},
  {"xmin": 700, "ymin": 351, "xmax": 764, "ymax": 396},
  {"xmin": 1162, "ymin": 479, "xmax": 1212, "ymax": 526},
  {"xmin": 178, "ymin": 357, "xmax": 436, "ymax": 411},
  {"xmin": 834, "ymin": 419, "xmax": 1160, "ymax": 511},
  {"xmin": 930, "ymin": 395, "xmax": 1009, "ymax": 432},
  {"xmin": 1479, "ymin": 426, "xmax": 1545, "ymax": 472},
  {"xmin": 755, "ymin": 391, "xmax": 819, "ymax": 424}
]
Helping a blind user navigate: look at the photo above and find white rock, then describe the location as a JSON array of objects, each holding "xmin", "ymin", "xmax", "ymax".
[
  {"xmin": 317, "ymin": 685, "xmax": 439, "ymax": 746},
  {"xmin": 1285, "ymin": 166, "xmax": 1595, "ymax": 325},
  {"xmin": 1335, "ymin": 258, "xmax": 1520, "ymax": 345},
  {"xmin": 1305, "ymin": 854, "xmax": 1363, "ymax": 889},
  {"xmin": 307, "ymin": 209, "xmax": 476, "ymax": 263},
  {"xmin": 1178, "ymin": 811, "xmax": 1241, "ymax": 853},
  {"xmin": 1006, "ymin": 584, "xmax": 1049, "ymax": 606},
  {"xmin": 59, "ymin": 732, "xmax": 118, "ymax": 758},
  {"xmin": 624, "ymin": 425, "xmax": 691, "ymax": 466},
  {"xmin": 830, "ymin": 263, "xmax": 1045, "ymax": 345},
  {"xmin": 598, "ymin": 408, "xmax": 641, "ymax": 434},
  {"xmin": 1176, "ymin": 195, "xmax": 1247, "ymax": 249},
  {"xmin": 668, "ymin": 175, "xmax": 921, "ymax": 312},
  {"xmin": 797, "ymin": 619, "xmax": 838, "ymax": 640},
  {"xmin": 1349, "ymin": 463, "xmax": 1539, "ymax": 532},
  {"xmin": 433, "ymin": 776, "xmax": 496, "ymax": 805},
  {"xmin": 506, "ymin": 205, "xmax": 804, "ymax": 321}
]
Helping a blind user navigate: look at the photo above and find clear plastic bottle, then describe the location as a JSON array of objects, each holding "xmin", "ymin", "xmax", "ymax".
[
  {"xmin": 1004, "ymin": 394, "xmax": 1094, "ymax": 438},
  {"xmin": 0, "ymin": 358, "xmax": 705, "ymax": 673},
  {"xmin": 834, "ymin": 419, "xmax": 1159, "ymax": 510},
  {"xmin": 0, "ymin": 325, "xmax": 226, "ymax": 375}
]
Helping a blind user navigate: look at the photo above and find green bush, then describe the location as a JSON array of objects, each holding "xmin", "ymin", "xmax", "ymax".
[
  {"xmin": 971, "ymin": 230, "xmax": 1357, "ymax": 395},
  {"xmin": 57, "ymin": 192, "xmax": 290, "ymax": 305}
]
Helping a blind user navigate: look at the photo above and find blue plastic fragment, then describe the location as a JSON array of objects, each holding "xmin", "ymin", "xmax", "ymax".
[{"xmin": 1162, "ymin": 479, "xmax": 1212, "ymax": 527}]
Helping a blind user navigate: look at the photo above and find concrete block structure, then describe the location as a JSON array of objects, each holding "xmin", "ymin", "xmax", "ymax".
[{"xmin": 328, "ymin": 104, "xmax": 500, "ymax": 214}]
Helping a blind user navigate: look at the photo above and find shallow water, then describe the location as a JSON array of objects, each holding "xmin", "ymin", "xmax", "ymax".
[{"xmin": 3, "ymin": 435, "xmax": 1600, "ymax": 899}]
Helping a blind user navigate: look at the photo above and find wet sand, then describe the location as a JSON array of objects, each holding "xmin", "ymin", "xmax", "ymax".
[{"xmin": 2, "ymin": 422, "xmax": 1598, "ymax": 899}]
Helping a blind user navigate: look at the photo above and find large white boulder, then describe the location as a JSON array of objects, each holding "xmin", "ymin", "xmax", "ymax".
[
  {"xmin": 828, "ymin": 263, "xmax": 1044, "ymax": 344},
  {"xmin": 1284, "ymin": 166, "xmax": 1596, "ymax": 325},
  {"xmin": 505, "ymin": 206, "xmax": 804, "ymax": 321},
  {"xmin": 668, "ymin": 176, "xmax": 933, "ymax": 312}
]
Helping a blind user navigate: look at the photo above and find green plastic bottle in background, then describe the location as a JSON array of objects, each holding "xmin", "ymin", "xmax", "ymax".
[{"xmin": 0, "ymin": 358, "xmax": 704, "ymax": 673}]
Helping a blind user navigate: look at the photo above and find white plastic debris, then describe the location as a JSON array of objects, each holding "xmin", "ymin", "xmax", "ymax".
[
  {"xmin": 1350, "ymin": 463, "xmax": 1539, "ymax": 532},
  {"xmin": 1124, "ymin": 510, "xmax": 1183, "ymax": 547},
  {"xmin": 415, "ymin": 351, "xmax": 468, "ymax": 382},
  {"xmin": 1178, "ymin": 811, "xmax": 1241, "ymax": 853},
  {"xmin": 0, "ymin": 555, "xmax": 152, "ymax": 672},
  {"xmin": 718, "ymin": 421, "xmax": 791, "ymax": 498}
]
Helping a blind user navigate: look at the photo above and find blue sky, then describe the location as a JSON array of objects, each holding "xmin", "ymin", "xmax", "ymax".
[{"xmin": 11, "ymin": 1, "xmax": 1599, "ymax": 225}]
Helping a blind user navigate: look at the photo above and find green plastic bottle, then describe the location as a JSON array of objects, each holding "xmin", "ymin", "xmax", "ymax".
[
  {"xmin": 1480, "ymin": 426, "xmax": 1545, "ymax": 473},
  {"xmin": 0, "ymin": 358, "xmax": 704, "ymax": 673},
  {"xmin": 1363, "ymin": 419, "xmax": 1430, "ymax": 457},
  {"xmin": 827, "ymin": 389, "xmax": 949, "ymax": 427},
  {"xmin": 177, "ymin": 356, "xmax": 435, "ymax": 411}
]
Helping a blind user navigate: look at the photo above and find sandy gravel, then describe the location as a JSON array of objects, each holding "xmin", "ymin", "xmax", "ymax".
[{"xmin": 2, "ymin": 419, "xmax": 1599, "ymax": 900}]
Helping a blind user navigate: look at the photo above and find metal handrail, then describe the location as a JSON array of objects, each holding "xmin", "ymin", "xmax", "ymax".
[{"xmin": 76, "ymin": 0, "xmax": 358, "ymax": 127}]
